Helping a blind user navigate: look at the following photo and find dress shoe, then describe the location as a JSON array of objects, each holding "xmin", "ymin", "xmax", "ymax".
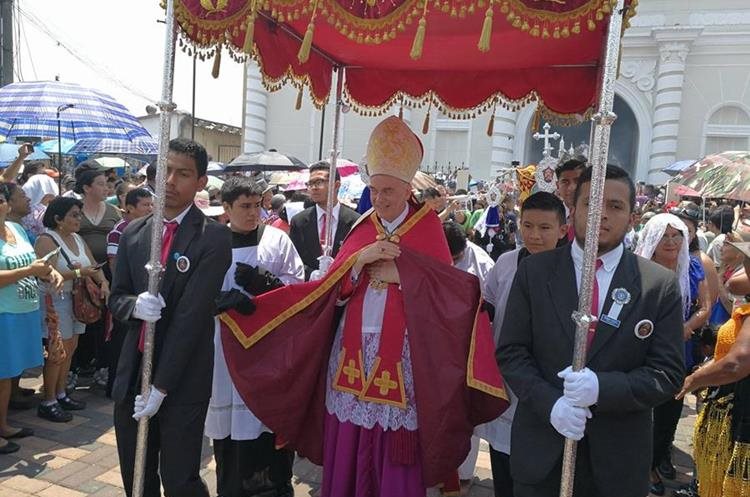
[
  {"xmin": 38, "ymin": 402, "xmax": 73, "ymax": 423},
  {"xmin": 57, "ymin": 396, "xmax": 86, "ymax": 411},
  {"xmin": 658, "ymin": 453, "xmax": 677, "ymax": 480}
]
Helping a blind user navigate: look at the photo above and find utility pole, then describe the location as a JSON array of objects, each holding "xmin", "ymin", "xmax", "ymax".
[{"xmin": 0, "ymin": 0, "xmax": 13, "ymax": 87}]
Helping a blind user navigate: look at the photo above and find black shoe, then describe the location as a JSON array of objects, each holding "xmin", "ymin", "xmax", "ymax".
[
  {"xmin": 0, "ymin": 439, "xmax": 20, "ymax": 454},
  {"xmin": 658, "ymin": 453, "xmax": 677, "ymax": 480},
  {"xmin": 37, "ymin": 402, "xmax": 73, "ymax": 423},
  {"xmin": 3, "ymin": 427, "xmax": 33, "ymax": 439},
  {"xmin": 57, "ymin": 396, "xmax": 86, "ymax": 411},
  {"xmin": 673, "ymin": 480, "xmax": 699, "ymax": 497}
]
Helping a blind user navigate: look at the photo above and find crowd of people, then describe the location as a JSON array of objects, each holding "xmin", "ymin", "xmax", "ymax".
[{"xmin": 1, "ymin": 120, "xmax": 750, "ymax": 497}]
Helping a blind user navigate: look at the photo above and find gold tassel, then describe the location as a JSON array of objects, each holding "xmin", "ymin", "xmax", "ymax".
[
  {"xmin": 242, "ymin": 7, "xmax": 256, "ymax": 54},
  {"xmin": 295, "ymin": 87, "xmax": 303, "ymax": 110},
  {"xmin": 298, "ymin": 22, "xmax": 315, "ymax": 63},
  {"xmin": 486, "ymin": 104, "xmax": 496, "ymax": 137},
  {"xmin": 422, "ymin": 104, "xmax": 431, "ymax": 134},
  {"xmin": 478, "ymin": 1, "xmax": 493, "ymax": 53},
  {"xmin": 530, "ymin": 106, "xmax": 541, "ymax": 135},
  {"xmin": 410, "ymin": 17, "xmax": 427, "ymax": 60},
  {"xmin": 211, "ymin": 44, "xmax": 222, "ymax": 79},
  {"xmin": 298, "ymin": 0, "xmax": 318, "ymax": 64}
]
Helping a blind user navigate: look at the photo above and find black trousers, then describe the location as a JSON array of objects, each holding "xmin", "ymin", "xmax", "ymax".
[
  {"xmin": 489, "ymin": 446, "xmax": 515, "ymax": 497},
  {"xmin": 114, "ymin": 398, "xmax": 210, "ymax": 497},
  {"xmin": 513, "ymin": 441, "xmax": 601, "ymax": 497},
  {"xmin": 213, "ymin": 434, "xmax": 294, "ymax": 497},
  {"xmin": 106, "ymin": 320, "xmax": 127, "ymax": 398},
  {"xmin": 652, "ymin": 397, "xmax": 684, "ymax": 470}
]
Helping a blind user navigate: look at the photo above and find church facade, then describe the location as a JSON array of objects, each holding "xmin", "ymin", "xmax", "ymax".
[{"xmin": 241, "ymin": 1, "xmax": 750, "ymax": 183}]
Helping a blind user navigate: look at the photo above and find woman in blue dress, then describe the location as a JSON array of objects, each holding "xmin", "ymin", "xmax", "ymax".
[{"xmin": 0, "ymin": 183, "xmax": 63, "ymax": 454}]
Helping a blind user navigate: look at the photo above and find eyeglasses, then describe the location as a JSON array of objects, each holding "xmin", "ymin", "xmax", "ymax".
[{"xmin": 306, "ymin": 180, "xmax": 327, "ymax": 188}]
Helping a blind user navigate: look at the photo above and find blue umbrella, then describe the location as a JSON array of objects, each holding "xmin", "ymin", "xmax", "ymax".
[
  {"xmin": 0, "ymin": 143, "xmax": 50, "ymax": 167},
  {"xmin": 662, "ymin": 159, "xmax": 697, "ymax": 177},
  {"xmin": 68, "ymin": 136, "xmax": 159, "ymax": 156},
  {"xmin": 0, "ymin": 81, "xmax": 151, "ymax": 141},
  {"xmin": 38, "ymin": 138, "xmax": 76, "ymax": 154}
]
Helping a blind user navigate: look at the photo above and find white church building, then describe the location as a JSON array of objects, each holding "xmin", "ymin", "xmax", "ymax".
[{"xmin": 240, "ymin": 1, "xmax": 750, "ymax": 183}]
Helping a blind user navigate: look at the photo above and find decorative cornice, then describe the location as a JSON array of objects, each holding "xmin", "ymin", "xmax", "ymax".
[
  {"xmin": 658, "ymin": 42, "xmax": 690, "ymax": 64},
  {"xmin": 620, "ymin": 58, "xmax": 656, "ymax": 92},
  {"xmin": 689, "ymin": 11, "xmax": 750, "ymax": 26}
]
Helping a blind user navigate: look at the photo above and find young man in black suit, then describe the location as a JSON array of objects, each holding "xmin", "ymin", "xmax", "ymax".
[
  {"xmin": 109, "ymin": 138, "xmax": 232, "ymax": 497},
  {"xmin": 289, "ymin": 161, "xmax": 359, "ymax": 280},
  {"xmin": 498, "ymin": 165, "xmax": 684, "ymax": 497}
]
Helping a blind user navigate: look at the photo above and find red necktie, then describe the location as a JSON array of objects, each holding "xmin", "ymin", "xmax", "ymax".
[
  {"xmin": 319, "ymin": 213, "xmax": 327, "ymax": 248},
  {"xmin": 586, "ymin": 259, "xmax": 604, "ymax": 353},
  {"xmin": 138, "ymin": 221, "xmax": 179, "ymax": 352}
]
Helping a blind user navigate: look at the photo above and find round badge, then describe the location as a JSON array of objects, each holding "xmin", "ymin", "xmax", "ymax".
[
  {"xmin": 611, "ymin": 288, "xmax": 632, "ymax": 305},
  {"xmin": 176, "ymin": 255, "xmax": 191, "ymax": 273},
  {"xmin": 634, "ymin": 319, "xmax": 654, "ymax": 339}
]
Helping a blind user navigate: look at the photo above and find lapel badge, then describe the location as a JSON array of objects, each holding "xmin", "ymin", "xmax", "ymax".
[
  {"xmin": 634, "ymin": 319, "xmax": 654, "ymax": 339},
  {"xmin": 612, "ymin": 288, "xmax": 631, "ymax": 305},
  {"xmin": 176, "ymin": 255, "xmax": 191, "ymax": 273}
]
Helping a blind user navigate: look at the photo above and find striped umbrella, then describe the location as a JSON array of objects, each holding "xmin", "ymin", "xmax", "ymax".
[{"xmin": 0, "ymin": 81, "xmax": 151, "ymax": 141}]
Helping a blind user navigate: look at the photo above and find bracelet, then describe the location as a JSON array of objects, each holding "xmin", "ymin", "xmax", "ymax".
[{"xmin": 74, "ymin": 269, "xmax": 81, "ymax": 279}]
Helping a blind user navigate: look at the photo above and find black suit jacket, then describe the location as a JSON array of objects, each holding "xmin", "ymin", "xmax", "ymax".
[
  {"xmin": 497, "ymin": 245, "xmax": 684, "ymax": 497},
  {"xmin": 289, "ymin": 203, "xmax": 359, "ymax": 280},
  {"xmin": 109, "ymin": 205, "xmax": 232, "ymax": 406}
]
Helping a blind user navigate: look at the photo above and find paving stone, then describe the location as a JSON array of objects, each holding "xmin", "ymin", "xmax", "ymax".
[
  {"xmin": 59, "ymin": 463, "xmax": 109, "ymax": 490},
  {"xmin": 95, "ymin": 469, "xmax": 124, "ymax": 488},
  {"xmin": 88, "ymin": 484, "xmax": 125, "ymax": 497},
  {"xmin": 0, "ymin": 488, "xmax": 35, "ymax": 497},
  {"xmin": 3, "ymin": 475, "xmax": 52, "ymax": 493},
  {"xmin": 78, "ymin": 445, "xmax": 119, "ymax": 466},
  {"xmin": 37, "ymin": 460, "xmax": 89, "ymax": 484},
  {"xmin": 37, "ymin": 483, "xmax": 87, "ymax": 497},
  {"xmin": 48, "ymin": 447, "xmax": 90, "ymax": 461}
]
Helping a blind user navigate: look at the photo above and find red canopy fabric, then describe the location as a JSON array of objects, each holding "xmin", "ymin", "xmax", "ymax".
[{"xmin": 172, "ymin": 0, "xmax": 637, "ymax": 118}]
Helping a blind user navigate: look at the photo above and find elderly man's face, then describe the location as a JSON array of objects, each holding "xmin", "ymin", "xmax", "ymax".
[{"xmin": 369, "ymin": 174, "xmax": 412, "ymax": 222}]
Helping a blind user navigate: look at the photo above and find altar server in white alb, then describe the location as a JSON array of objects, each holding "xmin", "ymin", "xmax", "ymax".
[{"xmin": 205, "ymin": 176, "xmax": 304, "ymax": 497}]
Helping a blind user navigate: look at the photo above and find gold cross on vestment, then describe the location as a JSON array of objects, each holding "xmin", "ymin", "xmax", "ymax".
[
  {"xmin": 373, "ymin": 371, "xmax": 398, "ymax": 396},
  {"xmin": 342, "ymin": 359, "xmax": 360, "ymax": 385}
]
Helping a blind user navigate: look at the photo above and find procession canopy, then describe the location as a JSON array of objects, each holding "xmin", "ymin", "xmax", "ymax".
[{"xmin": 170, "ymin": 0, "xmax": 637, "ymax": 120}]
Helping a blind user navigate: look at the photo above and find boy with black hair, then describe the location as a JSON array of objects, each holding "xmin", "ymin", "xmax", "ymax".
[
  {"xmin": 206, "ymin": 175, "xmax": 304, "ymax": 497},
  {"xmin": 109, "ymin": 138, "xmax": 232, "ymax": 497},
  {"xmin": 556, "ymin": 158, "xmax": 586, "ymax": 242},
  {"xmin": 479, "ymin": 191, "xmax": 568, "ymax": 497}
]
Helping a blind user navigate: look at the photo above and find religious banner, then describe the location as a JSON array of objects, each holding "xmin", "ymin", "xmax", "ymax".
[{"xmin": 516, "ymin": 164, "xmax": 536, "ymax": 202}]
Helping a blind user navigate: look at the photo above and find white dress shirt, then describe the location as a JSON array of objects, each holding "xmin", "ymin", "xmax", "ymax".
[
  {"xmin": 570, "ymin": 240, "xmax": 624, "ymax": 316},
  {"xmin": 316, "ymin": 203, "xmax": 341, "ymax": 245}
]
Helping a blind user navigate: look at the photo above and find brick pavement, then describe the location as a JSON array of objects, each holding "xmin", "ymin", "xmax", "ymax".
[{"xmin": 1, "ymin": 370, "xmax": 698, "ymax": 497}]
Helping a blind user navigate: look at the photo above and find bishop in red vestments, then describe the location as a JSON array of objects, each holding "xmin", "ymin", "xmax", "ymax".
[{"xmin": 219, "ymin": 116, "xmax": 508, "ymax": 497}]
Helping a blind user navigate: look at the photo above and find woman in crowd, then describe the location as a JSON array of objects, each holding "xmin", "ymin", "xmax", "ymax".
[
  {"xmin": 35, "ymin": 197, "xmax": 109, "ymax": 422},
  {"xmin": 0, "ymin": 183, "xmax": 63, "ymax": 453},
  {"xmin": 72, "ymin": 165, "xmax": 121, "ymax": 386},
  {"xmin": 672, "ymin": 202, "xmax": 720, "ymax": 306},
  {"xmin": 634, "ymin": 213, "xmax": 710, "ymax": 495},
  {"xmin": 718, "ymin": 231, "xmax": 749, "ymax": 317},
  {"xmin": 676, "ymin": 238, "xmax": 750, "ymax": 497}
]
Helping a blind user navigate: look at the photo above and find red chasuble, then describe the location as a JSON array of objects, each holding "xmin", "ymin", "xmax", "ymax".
[{"xmin": 219, "ymin": 201, "xmax": 509, "ymax": 486}]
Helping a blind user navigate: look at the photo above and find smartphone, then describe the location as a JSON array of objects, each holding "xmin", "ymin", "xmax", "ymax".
[
  {"xmin": 92, "ymin": 262, "xmax": 107, "ymax": 270},
  {"xmin": 40, "ymin": 247, "xmax": 61, "ymax": 263},
  {"xmin": 21, "ymin": 143, "xmax": 34, "ymax": 155}
]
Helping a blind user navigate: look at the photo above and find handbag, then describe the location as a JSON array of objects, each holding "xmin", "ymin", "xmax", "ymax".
[{"xmin": 43, "ymin": 233, "xmax": 103, "ymax": 324}]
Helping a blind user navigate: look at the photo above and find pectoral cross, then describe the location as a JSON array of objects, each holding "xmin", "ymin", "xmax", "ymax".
[
  {"xmin": 373, "ymin": 371, "xmax": 398, "ymax": 395},
  {"xmin": 533, "ymin": 122, "xmax": 561, "ymax": 158},
  {"xmin": 343, "ymin": 359, "xmax": 361, "ymax": 385}
]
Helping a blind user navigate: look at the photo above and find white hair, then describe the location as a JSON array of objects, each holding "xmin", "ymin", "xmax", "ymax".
[{"xmin": 634, "ymin": 213, "xmax": 691, "ymax": 315}]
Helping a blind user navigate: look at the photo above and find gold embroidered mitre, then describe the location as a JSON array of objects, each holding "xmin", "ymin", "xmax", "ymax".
[{"xmin": 366, "ymin": 116, "xmax": 423, "ymax": 184}]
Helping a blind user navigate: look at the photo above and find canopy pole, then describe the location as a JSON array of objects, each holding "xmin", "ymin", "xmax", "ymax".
[
  {"xmin": 558, "ymin": 2, "xmax": 626, "ymax": 497},
  {"xmin": 323, "ymin": 66, "xmax": 344, "ymax": 255},
  {"xmin": 132, "ymin": 0, "xmax": 177, "ymax": 496}
]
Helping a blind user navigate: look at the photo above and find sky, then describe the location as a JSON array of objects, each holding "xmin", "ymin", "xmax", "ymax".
[{"xmin": 14, "ymin": 0, "xmax": 245, "ymax": 126}]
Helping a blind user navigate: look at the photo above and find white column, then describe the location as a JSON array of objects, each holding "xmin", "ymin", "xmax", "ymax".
[
  {"xmin": 242, "ymin": 61, "xmax": 267, "ymax": 154},
  {"xmin": 490, "ymin": 105, "xmax": 517, "ymax": 178},
  {"xmin": 647, "ymin": 28, "xmax": 702, "ymax": 182}
]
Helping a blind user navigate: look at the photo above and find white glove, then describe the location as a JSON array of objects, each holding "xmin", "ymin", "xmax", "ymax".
[
  {"xmin": 132, "ymin": 292, "xmax": 166, "ymax": 323},
  {"xmin": 549, "ymin": 396, "xmax": 592, "ymax": 441},
  {"xmin": 132, "ymin": 385, "xmax": 166, "ymax": 420},
  {"xmin": 558, "ymin": 366, "xmax": 600, "ymax": 407}
]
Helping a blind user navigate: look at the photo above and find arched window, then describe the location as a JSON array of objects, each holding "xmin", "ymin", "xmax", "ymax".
[{"xmin": 703, "ymin": 105, "xmax": 750, "ymax": 155}]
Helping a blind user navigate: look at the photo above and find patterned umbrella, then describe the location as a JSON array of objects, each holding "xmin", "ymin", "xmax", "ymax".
[
  {"xmin": 67, "ymin": 136, "xmax": 159, "ymax": 156},
  {"xmin": 672, "ymin": 151, "xmax": 750, "ymax": 201},
  {"xmin": 0, "ymin": 81, "xmax": 151, "ymax": 141},
  {"xmin": 225, "ymin": 150, "xmax": 307, "ymax": 172}
]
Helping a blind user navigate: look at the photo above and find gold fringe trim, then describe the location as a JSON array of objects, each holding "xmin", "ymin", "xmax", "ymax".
[
  {"xmin": 694, "ymin": 395, "xmax": 735, "ymax": 497},
  {"xmin": 466, "ymin": 302, "xmax": 508, "ymax": 400},
  {"xmin": 723, "ymin": 441, "xmax": 750, "ymax": 497},
  {"xmin": 170, "ymin": 0, "xmax": 639, "ymax": 56}
]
